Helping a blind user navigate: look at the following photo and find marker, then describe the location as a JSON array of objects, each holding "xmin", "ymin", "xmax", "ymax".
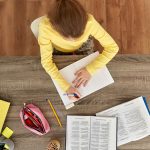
[{"xmin": 63, "ymin": 93, "xmax": 80, "ymax": 99}]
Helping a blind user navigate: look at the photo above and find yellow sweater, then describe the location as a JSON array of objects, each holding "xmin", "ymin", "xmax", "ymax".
[{"xmin": 38, "ymin": 14, "xmax": 119, "ymax": 92}]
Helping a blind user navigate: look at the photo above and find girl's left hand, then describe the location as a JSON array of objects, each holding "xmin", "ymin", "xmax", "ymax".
[{"xmin": 72, "ymin": 68, "xmax": 91, "ymax": 88}]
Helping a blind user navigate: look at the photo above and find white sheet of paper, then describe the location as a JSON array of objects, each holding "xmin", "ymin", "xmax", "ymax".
[{"xmin": 52, "ymin": 51, "xmax": 114, "ymax": 109}]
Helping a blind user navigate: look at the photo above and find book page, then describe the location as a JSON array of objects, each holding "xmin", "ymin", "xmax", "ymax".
[
  {"xmin": 66, "ymin": 116, "xmax": 91, "ymax": 150},
  {"xmin": 52, "ymin": 52, "xmax": 114, "ymax": 109},
  {"xmin": 90, "ymin": 117, "xmax": 117, "ymax": 150},
  {"xmin": 97, "ymin": 109, "xmax": 130, "ymax": 146},
  {"xmin": 124, "ymin": 98, "xmax": 150, "ymax": 141},
  {"xmin": 96, "ymin": 97, "xmax": 150, "ymax": 146}
]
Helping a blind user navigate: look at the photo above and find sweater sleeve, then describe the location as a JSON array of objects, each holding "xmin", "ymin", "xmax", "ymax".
[
  {"xmin": 86, "ymin": 16, "xmax": 119, "ymax": 75},
  {"xmin": 38, "ymin": 20, "xmax": 70, "ymax": 92}
]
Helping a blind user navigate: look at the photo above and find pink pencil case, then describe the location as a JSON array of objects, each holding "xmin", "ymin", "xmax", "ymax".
[{"xmin": 20, "ymin": 103, "xmax": 50, "ymax": 135}]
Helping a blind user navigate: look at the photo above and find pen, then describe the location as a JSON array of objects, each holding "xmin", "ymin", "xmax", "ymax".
[{"xmin": 46, "ymin": 99, "xmax": 62, "ymax": 127}]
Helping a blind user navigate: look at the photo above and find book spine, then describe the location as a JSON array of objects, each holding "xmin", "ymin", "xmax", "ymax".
[{"xmin": 143, "ymin": 97, "xmax": 150, "ymax": 115}]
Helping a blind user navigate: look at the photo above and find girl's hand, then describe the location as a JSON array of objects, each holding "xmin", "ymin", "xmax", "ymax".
[
  {"xmin": 73, "ymin": 68, "xmax": 91, "ymax": 88},
  {"xmin": 66, "ymin": 86, "xmax": 81, "ymax": 101}
]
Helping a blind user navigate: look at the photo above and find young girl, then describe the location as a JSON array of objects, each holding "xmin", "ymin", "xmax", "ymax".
[{"xmin": 38, "ymin": 0, "xmax": 119, "ymax": 102}]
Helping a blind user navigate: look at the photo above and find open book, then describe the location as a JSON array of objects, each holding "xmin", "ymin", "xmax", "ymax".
[
  {"xmin": 52, "ymin": 52, "xmax": 114, "ymax": 109},
  {"xmin": 96, "ymin": 96, "xmax": 150, "ymax": 146},
  {"xmin": 66, "ymin": 116, "xmax": 117, "ymax": 150}
]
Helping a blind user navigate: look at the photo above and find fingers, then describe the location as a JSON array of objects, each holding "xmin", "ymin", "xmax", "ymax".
[
  {"xmin": 73, "ymin": 69, "xmax": 84, "ymax": 85},
  {"xmin": 74, "ymin": 69, "xmax": 83, "ymax": 76},
  {"xmin": 67, "ymin": 86, "xmax": 81, "ymax": 101},
  {"xmin": 68, "ymin": 90, "xmax": 80, "ymax": 101},
  {"xmin": 72, "ymin": 76, "xmax": 82, "ymax": 85},
  {"xmin": 76, "ymin": 80, "xmax": 88, "ymax": 88},
  {"xmin": 73, "ymin": 68, "xmax": 90, "ymax": 88},
  {"xmin": 74, "ymin": 78, "xmax": 84, "ymax": 88},
  {"xmin": 73, "ymin": 75, "xmax": 88, "ymax": 88},
  {"xmin": 83, "ymin": 80, "xmax": 88, "ymax": 87},
  {"xmin": 74, "ymin": 89, "xmax": 81, "ymax": 98},
  {"xmin": 75, "ymin": 79, "xmax": 85, "ymax": 88}
]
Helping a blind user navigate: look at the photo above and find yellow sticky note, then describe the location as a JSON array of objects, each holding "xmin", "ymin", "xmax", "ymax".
[
  {"xmin": 0, "ymin": 100, "xmax": 10, "ymax": 133},
  {"xmin": 2, "ymin": 127, "xmax": 13, "ymax": 138}
]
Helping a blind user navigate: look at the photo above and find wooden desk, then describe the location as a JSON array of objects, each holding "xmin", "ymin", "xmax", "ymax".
[{"xmin": 0, "ymin": 55, "xmax": 150, "ymax": 150}]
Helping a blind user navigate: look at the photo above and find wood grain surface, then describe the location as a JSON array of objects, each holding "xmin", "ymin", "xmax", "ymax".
[
  {"xmin": 0, "ymin": 55, "xmax": 150, "ymax": 150},
  {"xmin": 0, "ymin": 0, "xmax": 150, "ymax": 55}
]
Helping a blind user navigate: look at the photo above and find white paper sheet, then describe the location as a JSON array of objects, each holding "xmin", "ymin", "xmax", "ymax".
[{"xmin": 52, "ymin": 52, "xmax": 114, "ymax": 109}]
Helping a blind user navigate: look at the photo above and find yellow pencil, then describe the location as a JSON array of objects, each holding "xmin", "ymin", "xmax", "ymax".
[{"xmin": 46, "ymin": 99, "xmax": 62, "ymax": 127}]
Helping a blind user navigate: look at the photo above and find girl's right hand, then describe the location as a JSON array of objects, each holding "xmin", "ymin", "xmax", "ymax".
[{"xmin": 66, "ymin": 86, "xmax": 81, "ymax": 101}]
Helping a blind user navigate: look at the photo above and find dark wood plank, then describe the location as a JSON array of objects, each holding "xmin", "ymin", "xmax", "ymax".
[{"xmin": 0, "ymin": 55, "xmax": 150, "ymax": 150}]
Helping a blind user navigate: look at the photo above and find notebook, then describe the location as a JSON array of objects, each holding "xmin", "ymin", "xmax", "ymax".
[
  {"xmin": 0, "ymin": 100, "xmax": 10, "ymax": 133},
  {"xmin": 96, "ymin": 96, "xmax": 150, "ymax": 146},
  {"xmin": 66, "ymin": 115, "xmax": 117, "ymax": 150},
  {"xmin": 52, "ymin": 52, "xmax": 114, "ymax": 109}
]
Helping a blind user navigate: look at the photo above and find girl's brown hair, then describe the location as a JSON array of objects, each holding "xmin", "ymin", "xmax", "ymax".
[{"xmin": 48, "ymin": 0, "xmax": 88, "ymax": 38}]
